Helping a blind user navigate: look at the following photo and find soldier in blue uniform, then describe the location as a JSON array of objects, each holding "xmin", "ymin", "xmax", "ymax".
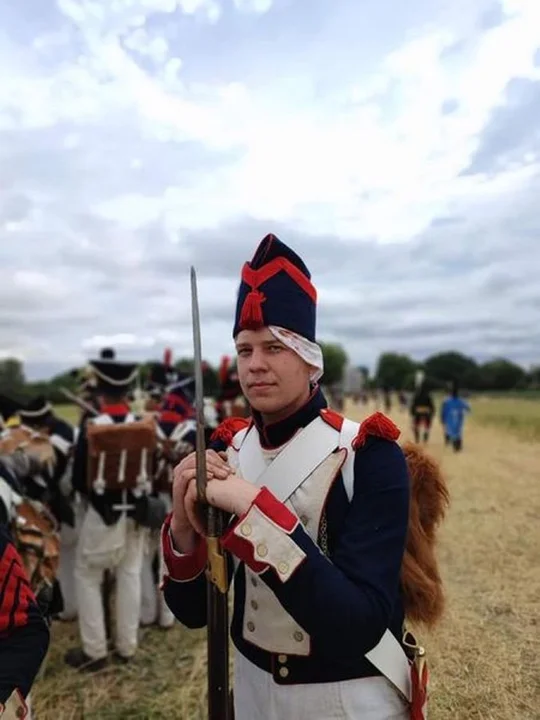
[
  {"xmin": 160, "ymin": 235, "xmax": 447, "ymax": 719},
  {"xmin": 0, "ymin": 522, "xmax": 50, "ymax": 717},
  {"xmin": 0, "ymin": 394, "xmax": 21, "ymax": 430},
  {"xmin": 140, "ymin": 362, "xmax": 196, "ymax": 629},
  {"xmin": 66, "ymin": 359, "xmax": 164, "ymax": 670}
]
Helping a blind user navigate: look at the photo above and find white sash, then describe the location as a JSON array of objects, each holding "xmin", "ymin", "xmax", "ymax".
[
  {"xmin": 238, "ymin": 417, "xmax": 340, "ymax": 502},
  {"xmin": 235, "ymin": 416, "xmax": 412, "ymax": 702}
]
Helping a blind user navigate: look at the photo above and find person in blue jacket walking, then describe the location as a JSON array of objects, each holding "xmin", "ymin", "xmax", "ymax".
[{"xmin": 441, "ymin": 380, "xmax": 471, "ymax": 452}]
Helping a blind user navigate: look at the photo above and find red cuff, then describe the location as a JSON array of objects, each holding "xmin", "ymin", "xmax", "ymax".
[
  {"xmin": 220, "ymin": 487, "xmax": 299, "ymax": 571},
  {"xmin": 161, "ymin": 513, "xmax": 207, "ymax": 582}
]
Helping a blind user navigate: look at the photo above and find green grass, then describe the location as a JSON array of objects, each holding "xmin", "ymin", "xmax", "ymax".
[
  {"xmin": 469, "ymin": 396, "xmax": 540, "ymax": 442},
  {"xmin": 54, "ymin": 403, "xmax": 81, "ymax": 425}
]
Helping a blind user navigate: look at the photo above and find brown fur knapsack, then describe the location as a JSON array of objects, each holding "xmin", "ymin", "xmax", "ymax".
[
  {"xmin": 352, "ymin": 412, "xmax": 450, "ymax": 628},
  {"xmin": 401, "ymin": 442, "xmax": 449, "ymax": 627}
]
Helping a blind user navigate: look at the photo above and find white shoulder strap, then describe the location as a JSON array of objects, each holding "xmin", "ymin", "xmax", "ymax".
[
  {"xmin": 338, "ymin": 417, "xmax": 412, "ymax": 702},
  {"xmin": 91, "ymin": 414, "xmax": 113, "ymax": 426},
  {"xmin": 238, "ymin": 418, "xmax": 340, "ymax": 502},
  {"xmin": 339, "ymin": 417, "xmax": 360, "ymax": 501},
  {"xmin": 49, "ymin": 433, "xmax": 71, "ymax": 456}
]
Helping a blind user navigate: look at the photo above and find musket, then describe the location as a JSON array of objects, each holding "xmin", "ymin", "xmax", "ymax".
[
  {"xmin": 190, "ymin": 266, "xmax": 232, "ymax": 720},
  {"xmin": 59, "ymin": 387, "xmax": 99, "ymax": 417}
]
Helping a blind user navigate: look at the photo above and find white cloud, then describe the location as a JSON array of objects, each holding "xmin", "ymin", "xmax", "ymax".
[
  {"xmin": 74, "ymin": 0, "xmax": 540, "ymax": 244},
  {"xmin": 0, "ymin": 0, "xmax": 539, "ymax": 376},
  {"xmin": 233, "ymin": 0, "xmax": 273, "ymax": 13}
]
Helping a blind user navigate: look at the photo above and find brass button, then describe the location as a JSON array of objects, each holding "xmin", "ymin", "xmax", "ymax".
[
  {"xmin": 250, "ymin": 576, "xmax": 257, "ymax": 587},
  {"xmin": 279, "ymin": 666, "xmax": 289, "ymax": 678},
  {"xmin": 247, "ymin": 621, "xmax": 255, "ymax": 632},
  {"xmin": 293, "ymin": 631, "xmax": 304, "ymax": 642},
  {"xmin": 256, "ymin": 543, "xmax": 268, "ymax": 558},
  {"xmin": 278, "ymin": 561, "xmax": 289, "ymax": 575},
  {"xmin": 250, "ymin": 600, "xmax": 258, "ymax": 610},
  {"xmin": 300, "ymin": 515, "xmax": 308, "ymax": 525},
  {"xmin": 278, "ymin": 654, "xmax": 287, "ymax": 664},
  {"xmin": 240, "ymin": 523, "xmax": 252, "ymax": 537}
]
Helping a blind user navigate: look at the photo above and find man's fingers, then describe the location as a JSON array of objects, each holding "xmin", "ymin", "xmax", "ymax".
[{"xmin": 184, "ymin": 480, "xmax": 206, "ymax": 535}]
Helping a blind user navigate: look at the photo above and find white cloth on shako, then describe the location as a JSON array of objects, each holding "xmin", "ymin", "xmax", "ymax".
[{"xmin": 268, "ymin": 326, "xmax": 324, "ymax": 382}]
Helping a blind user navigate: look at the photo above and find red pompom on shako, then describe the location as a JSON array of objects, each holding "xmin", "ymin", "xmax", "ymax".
[{"xmin": 233, "ymin": 234, "xmax": 317, "ymax": 341}]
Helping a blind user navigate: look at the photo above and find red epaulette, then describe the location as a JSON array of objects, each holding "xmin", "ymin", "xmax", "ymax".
[
  {"xmin": 210, "ymin": 417, "xmax": 251, "ymax": 447},
  {"xmin": 319, "ymin": 407, "xmax": 344, "ymax": 430},
  {"xmin": 352, "ymin": 412, "xmax": 400, "ymax": 450}
]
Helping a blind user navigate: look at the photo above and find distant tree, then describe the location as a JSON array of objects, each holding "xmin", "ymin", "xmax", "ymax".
[
  {"xmin": 174, "ymin": 357, "xmax": 219, "ymax": 396},
  {"xmin": 319, "ymin": 342, "xmax": 348, "ymax": 386},
  {"xmin": 480, "ymin": 358, "xmax": 527, "ymax": 391},
  {"xmin": 202, "ymin": 363, "xmax": 219, "ymax": 396},
  {"xmin": 0, "ymin": 358, "xmax": 26, "ymax": 397},
  {"xmin": 175, "ymin": 358, "xmax": 194, "ymax": 375},
  {"xmin": 424, "ymin": 351, "xmax": 481, "ymax": 389},
  {"xmin": 529, "ymin": 366, "xmax": 540, "ymax": 388},
  {"xmin": 375, "ymin": 353, "xmax": 417, "ymax": 390}
]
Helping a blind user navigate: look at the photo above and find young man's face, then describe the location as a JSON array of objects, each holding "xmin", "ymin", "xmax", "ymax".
[{"xmin": 235, "ymin": 328, "xmax": 311, "ymax": 417}]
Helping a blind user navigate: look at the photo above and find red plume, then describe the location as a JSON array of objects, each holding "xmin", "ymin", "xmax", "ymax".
[
  {"xmin": 163, "ymin": 347, "xmax": 172, "ymax": 367},
  {"xmin": 219, "ymin": 356, "xmax": 230, "ymax": 385}
]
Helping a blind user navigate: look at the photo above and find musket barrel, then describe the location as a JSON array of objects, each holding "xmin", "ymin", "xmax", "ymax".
[{"xmin": 190, "ymin": 266, "xmax": 232, "ymax": 720}]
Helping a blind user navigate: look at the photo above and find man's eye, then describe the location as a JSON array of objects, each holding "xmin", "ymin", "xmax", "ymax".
[
  {"xmin": 237, "ymin": 349, "xmax": 250, "ymax": 357},
  {"xmin": 268, "ymin": 345, "xmax": 283, "ymax": 353}
]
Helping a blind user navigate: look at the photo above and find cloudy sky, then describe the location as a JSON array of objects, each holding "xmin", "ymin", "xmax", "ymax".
[{"xmin": 1, "ymin": 0, "xmax": 539, "ymax": 380}]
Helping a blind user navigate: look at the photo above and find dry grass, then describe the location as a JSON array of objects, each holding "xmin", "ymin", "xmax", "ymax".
[{"xmin": 32, "ymin": 399, "xmax": 540, "ymax": 719}]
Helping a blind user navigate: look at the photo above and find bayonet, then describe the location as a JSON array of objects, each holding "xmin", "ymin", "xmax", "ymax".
[{"xmin": 190, "ymin": 266, "xmax": 232, "ymax": 720}]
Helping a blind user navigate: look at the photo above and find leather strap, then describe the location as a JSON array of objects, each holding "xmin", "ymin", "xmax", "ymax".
[{"xmin": 238, "ymin": 417, "xmax": 340, "ymax": 502}]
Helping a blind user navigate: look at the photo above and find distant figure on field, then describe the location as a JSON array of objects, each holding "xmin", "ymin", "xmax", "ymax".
[
  {"xmin": 441, "ymin": 381, "xmax": 471, "ymax": 452},
  {"xmin": 382, "ymin": 386, "xmax": 392, "ymax": 413},
  {"xmin": 410, "ymin": 383, "xmax": 435, "ymax": 444}
]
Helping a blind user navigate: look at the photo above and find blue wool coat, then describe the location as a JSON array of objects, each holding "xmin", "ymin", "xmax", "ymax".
[{"xmin": 162, "ymin": 389, "xmax": 410, "ymax": 685}]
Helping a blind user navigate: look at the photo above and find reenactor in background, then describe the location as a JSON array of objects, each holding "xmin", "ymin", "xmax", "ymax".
[
  {"xmin": 410, "ymin": 373, "xmax": 435, "ymax": 444},
  {"xmin": 65, "ymin": 359, "xmax": 165, "ymax": 671},
  {"xmin": 139, "ymin": 361, "xmax": 196, "ymax": 630},
  {"xmin": 441, "ymin": 380, "xmax": 471, "ymax": 452},
  {"xmin": 0, "ymin": 395, "xmax": 21, "ymax": 431},
  {"xmin": 0, "ymin": 523, "xmax": 50, "ymax": 719},
  {"xmin": 216, "ymin": 356, "xmax": 250, "ymax": 421}
]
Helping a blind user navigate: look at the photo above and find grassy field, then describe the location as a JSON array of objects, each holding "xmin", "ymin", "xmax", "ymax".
[{"xmin": 32, "ymin": 398, "xmax": 540, "ymax": 719}]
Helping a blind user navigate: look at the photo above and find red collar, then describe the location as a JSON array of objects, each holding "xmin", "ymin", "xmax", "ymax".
[{"xmin": 100, "ymin": 402, "xmax": 131, "ymax": 416}]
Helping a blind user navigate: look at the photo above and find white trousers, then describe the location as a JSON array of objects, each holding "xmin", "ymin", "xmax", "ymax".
[
  {"xmin": 233, "ymin": 650, "xmax": 409, "ymax": 720},
  {"xmin": 74, "ymin": 506, "xmax": 147, "ymax": 659},
  {"xmin": 57, "ymin": 498, "xmax": 85, "ymax": 620},
  {"xmin": 140, "ymin": 529, "xmax": 175, "ymax": 628}
]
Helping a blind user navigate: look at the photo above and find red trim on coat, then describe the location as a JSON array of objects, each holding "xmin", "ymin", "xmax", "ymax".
[
  {"xmin": 319, "ymin": 407, "xmax": 344, "ymax": 431},
  {"xmin": 0, "ymin": 543, "xmax": 35, "ymax": 632},
  {"xmin": 161, "ymin": 513, "xmax": 207, "ymax": 581},
  {"xmin": 100, "ymin": 403, "xmax": 131, "ymax": 416},
  {"xmin": 220, "ymin": 487, "xmax": 299, "ymax": 571}
]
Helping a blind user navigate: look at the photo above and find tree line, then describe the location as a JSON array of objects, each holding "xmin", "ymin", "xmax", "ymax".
[{"xmin": 0, "ymin": 345, "xmax": 537, "ymax": 406}]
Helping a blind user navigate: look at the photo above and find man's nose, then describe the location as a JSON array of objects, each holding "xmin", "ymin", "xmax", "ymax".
[{"xmin": 247, "ymin": 347, "xmax": 268, "ymax": 371}]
